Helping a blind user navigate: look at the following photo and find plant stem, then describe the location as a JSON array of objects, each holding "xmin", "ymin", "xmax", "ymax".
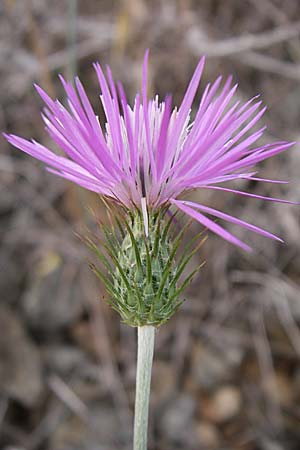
[
  {"xmin": 133, "ymin": 325, "xmax": 155, "ymax": 450},
  {"xmin": 66, "ymin": 0, "xmax": 78, "ymax": 80}
]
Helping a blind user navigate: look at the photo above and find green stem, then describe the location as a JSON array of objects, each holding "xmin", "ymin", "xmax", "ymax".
[{"xmin": 133, "ymin": 325, "xmax": 155, "ymax": 450}]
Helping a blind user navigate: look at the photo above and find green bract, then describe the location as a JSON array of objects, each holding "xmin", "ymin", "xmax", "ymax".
[{"xmin": 86, "ymin": 207, "xmax": 205, "ymax": 327}]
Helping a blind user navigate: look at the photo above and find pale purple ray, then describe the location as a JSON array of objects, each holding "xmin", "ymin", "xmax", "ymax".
[
  {"xmin": 187, "ymin": 76, "xmax": 223, "ymax": 142},
  {"xmin": 36, "ymin": 83, "xmax": 123, "ymax": 179},
  {"xmin": 163, "ymin": 87, "xmax": 261, "ymax": 183},
  {"xmin": 182, "ymin": 77, "xmax": 236, "ymax": 154},
  {"xmin": 171, "ymin": 199, "xmax": 252, "ymax": 251},
  {"xmin": 195, "ymin": 141, "xmax": 292, "ymax": 184},
  {"xmin": 163, "ymin": 56, "xmax": 205, "ymax": 171},
  {"xmin": 225, "ymin": 141, "xmax": 294, "ymax": 173},
  {"xmin": 47, "ymin": 168, "xmax": 112, "ymax": 194},
  {"xmin": 174, "ymin": 199, "xmax": 283, "ymax": 242},
  {"xmin": 245, "ymin": 176, "xmax": 289, "ymax": 184},
  {"xmin": 142, "ymin": 49, "xmax": 156, "ymax": 183},
  {"xmin": 74, "ymin": 77, "xmax": 117, "ymax": 157},
  {"xmin": 93, "ymin": 62, "xmax": 126, "ymax": 168},
  {"xmin": 4, "ymin": 134, "xmax": 111, "ymax": 191},
  {"xmin": 185, "ymin": 101, "xmax": 265, "ymax": 173},
  {"xmin": 117, "ymin": 81, "xmax": 136, "ymax": 174},
  {"xmin": 106, "ymin": 64, "xmax": 131, "ymax": 175},
  {"xmin": 155, "ymin": 95, "xmax": 172, "ymax": 180},
  {"xmin": 203, "ymin": 185, "xmax": 298, "ymax": 204}
]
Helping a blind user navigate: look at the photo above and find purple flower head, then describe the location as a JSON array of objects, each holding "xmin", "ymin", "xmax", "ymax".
[{"xmin": 4, "ymin": 50, "xmax": 296, "ymax": 251}]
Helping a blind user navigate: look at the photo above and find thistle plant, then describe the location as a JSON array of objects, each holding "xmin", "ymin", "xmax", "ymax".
[{"xmin": 4, "ymin": 50, "xmax": 296, "ymax": 450}]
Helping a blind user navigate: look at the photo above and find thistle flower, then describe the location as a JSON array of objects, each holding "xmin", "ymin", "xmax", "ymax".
[
  {"xmin": 4, "ymin": 51, "xmax": 296, "ymax": 327},
  {"xmin": 3, "ymin": 51, "xmax": 297, "ymax": 450},
  {"xmin": 4, "ymin": 51, "xmax": 294, "ymax": 253}
]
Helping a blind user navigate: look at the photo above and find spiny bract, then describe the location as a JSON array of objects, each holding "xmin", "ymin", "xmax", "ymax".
[{"xmin": 87, "ymin": 208, "xmax": 205, "ymax": 327}]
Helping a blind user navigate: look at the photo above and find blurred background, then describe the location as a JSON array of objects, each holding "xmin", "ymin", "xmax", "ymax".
[{"xmin": 1, "ymin": 0, "xmax": 300, "ymax": 449}]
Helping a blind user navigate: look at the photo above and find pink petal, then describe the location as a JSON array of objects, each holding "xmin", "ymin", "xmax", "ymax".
[
  {"xmin": 177, "ymin": 200, "xmax": 283, "ymax": 242},
  {"xmin": 171, "ymin": 198, "xmax": 252, "ymax": 251},
  {"xmin": 203, "ymin": 185, "xmax": 299, "ymax": 204}
]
